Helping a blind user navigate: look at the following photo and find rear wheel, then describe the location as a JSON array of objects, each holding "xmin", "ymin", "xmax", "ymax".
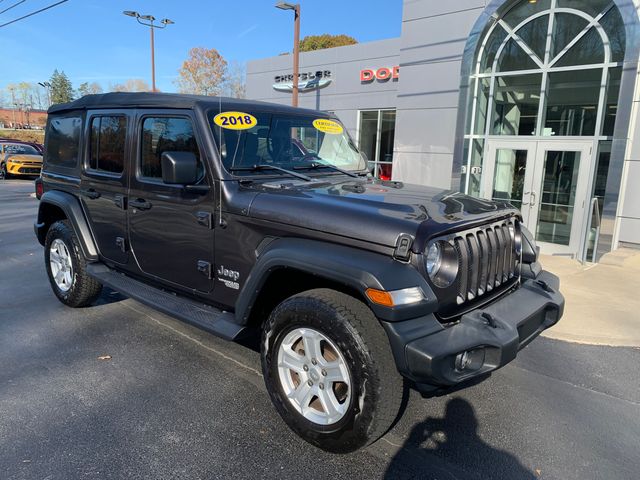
[
  {"xmin": 45, "ymin": 220, "xmax": 102, "ymax": 307},
  {"xmin": 261, "ymin": 288, "xmax": 405, "ymax": 453}
]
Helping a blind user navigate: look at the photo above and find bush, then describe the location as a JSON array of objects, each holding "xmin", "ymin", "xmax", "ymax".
[{"xmin": 0, "ymin": 129, "xmax": 45, "ymax": 144}]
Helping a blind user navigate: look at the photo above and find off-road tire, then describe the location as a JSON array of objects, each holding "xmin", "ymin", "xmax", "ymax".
[
  {"xmin": 45, "ymin": 220, "xmax": 102, "ymax": 307},
  {"xmin": 261, "ymin": 288, "xmax": 405, "ymax": 453}
]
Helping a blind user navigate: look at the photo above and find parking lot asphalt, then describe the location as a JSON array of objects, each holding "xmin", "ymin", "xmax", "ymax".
[{"xmin": 1, "ymin": 179, "xmax": 639, "ymax": 480}]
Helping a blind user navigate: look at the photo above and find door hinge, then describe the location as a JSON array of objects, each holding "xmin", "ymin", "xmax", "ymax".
[
  {"xmin": 115, "ymin": 236, "xmax": 127, "ymax": 253},
  {"xmin": 197, "ymin": 260, "xmax": 212, "ymax": 279},
  {"xmin": 196, "ymin": 211, "xmax": 213, "ymax": 229}
]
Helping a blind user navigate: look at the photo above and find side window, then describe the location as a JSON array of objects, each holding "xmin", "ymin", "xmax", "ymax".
[
  {"xmin": 140, "ymin": 116, "xmax": 202, "ymax": 180},
  {"xmin": 88, "ymin": 116, "xmax": 127, "ymax": 174},
  {"xmin": 46, "ymin": 116, "xmax": 82, "ymax": 168}
]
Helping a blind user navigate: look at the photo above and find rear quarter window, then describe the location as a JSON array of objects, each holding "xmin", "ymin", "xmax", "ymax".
[{"xmin": 45, "ymin": 115, "xmax": 82, "ymax": 168}]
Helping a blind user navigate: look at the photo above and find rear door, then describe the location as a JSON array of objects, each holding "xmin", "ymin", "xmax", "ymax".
[
  {"xmin": 127, "ymin": 110, "xmax": 215, "ymax": 293},
  {"xmin": 79, "ymin": 111, "xmax": 130, "ymax": 265}
]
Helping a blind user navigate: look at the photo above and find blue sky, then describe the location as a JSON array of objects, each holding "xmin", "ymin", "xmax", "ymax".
[{"xmin": 0, "ymin": 0, "xmax": 402, "ymax": 93}]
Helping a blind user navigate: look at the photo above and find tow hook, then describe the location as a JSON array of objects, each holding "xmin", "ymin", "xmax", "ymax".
[
  {"xmin": 535, "ymin": 279, "xmax": 554, "ymax": 293},
  {"xmin": 481, "ymin": 312, "xmax": 497, "ymax": 328}
]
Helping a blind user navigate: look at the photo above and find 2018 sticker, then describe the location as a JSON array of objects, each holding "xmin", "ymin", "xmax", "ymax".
[
  {"xmin": 313, "ymin": 118, "xmax": 343, "ymax": 134},
  {"xmin": 213, "ymin": 111, "xmax": 257, "ymax": 130}
]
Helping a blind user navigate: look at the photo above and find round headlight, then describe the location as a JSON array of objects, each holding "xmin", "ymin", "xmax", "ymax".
[
  {"xmin": 425, "ymin": 240, "xmax": 459, "ymax": 288},
  {"xmin": 426, "ymin": 242, "xmax": 442, "ymax": 276}
]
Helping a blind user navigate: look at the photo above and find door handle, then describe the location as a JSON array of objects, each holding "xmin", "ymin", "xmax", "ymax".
[
  {"xmin": 523, "ymin": 191, "xmax": 537, "ymax": 207},
  {"xmin": 80, "ymin": 188, "xmax": 100, "ymax": 199},
  {"xmin": 129, "ymin": 198, "xmax": 152, "ymax": 210}
]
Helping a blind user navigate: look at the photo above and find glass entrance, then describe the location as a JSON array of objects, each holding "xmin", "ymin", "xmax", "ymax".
[{"xmin": 483, "ymin": 140, "xmax": 591, "ymax": 256}]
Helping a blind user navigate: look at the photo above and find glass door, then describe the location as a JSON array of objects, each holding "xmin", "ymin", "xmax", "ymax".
[
  {"xmin": 483, "ymin": 139, "xmax": 592, "ymax": 258},
  {"xmin": 482, "ymin": 139, "xmax": 538, "ymax": 224},
  {"xmin": 529, "ymin": 141, "xmax": 592, "ymax": 257}
]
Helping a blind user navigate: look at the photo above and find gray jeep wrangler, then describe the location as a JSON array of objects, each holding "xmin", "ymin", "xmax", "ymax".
[{"xmin": 34, "ymin": 93, "xmax": 563, "ymax": 453}]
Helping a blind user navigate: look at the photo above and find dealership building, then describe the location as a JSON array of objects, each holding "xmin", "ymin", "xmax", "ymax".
[{"xmin": 246, "ymin": 0, "xmax": 640, "ymax": 262}]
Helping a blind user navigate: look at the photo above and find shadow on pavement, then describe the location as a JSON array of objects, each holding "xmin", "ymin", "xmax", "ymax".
[
  {"xmin": 385, "ymin": 398, "xmax": 536, "ymax": 480},
  {"xmin": 93, "ymin": 287, "xmax": 126, "ymax": 306}
]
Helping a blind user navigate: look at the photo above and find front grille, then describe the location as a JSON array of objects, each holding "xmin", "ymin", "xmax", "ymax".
[{"xmin": 452, "ymin": 218, "xmax": 520, "ymax": 305}]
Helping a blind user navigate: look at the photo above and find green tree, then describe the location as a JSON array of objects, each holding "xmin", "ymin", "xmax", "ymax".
[
  {"xmin": 49, "ymin": 70, "xmax": 74, "ymax": 104},
  {"xmin": 299, "ymin": 34, "xmax": 357, "ymax": 52}
]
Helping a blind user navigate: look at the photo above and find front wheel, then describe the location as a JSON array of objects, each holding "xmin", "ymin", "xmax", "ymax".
[
  {"xmin": 261, "ymin": 289, "xmax": 405, "ymax": 453},
  {"xmin": 0, "ymin": 162, "xmax": 8, "ymax": 179}
]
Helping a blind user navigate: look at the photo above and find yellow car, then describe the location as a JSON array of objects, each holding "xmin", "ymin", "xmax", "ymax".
[{"xmin": 0, "ymin": 142, "xmax": 43, "ymax": 178}]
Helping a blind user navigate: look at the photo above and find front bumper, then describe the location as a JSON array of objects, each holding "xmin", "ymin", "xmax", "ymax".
[
  {"xmin": 382, "ymin": 270, "xmax": 564, "ymax": 390},
  {"xmin": 8, "ymin": 163, "xmax": 41, "ymax": 175}
]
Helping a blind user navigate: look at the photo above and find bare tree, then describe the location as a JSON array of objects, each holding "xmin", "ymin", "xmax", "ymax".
[
  {"xmin": 109, "ymin": 79, "xmax": 151, "ymax": 92},
  {"xmin": 222, "ymin": 61, "xmax": 246, "ymax": 99},
  {"xmin": 77, "ymin": 82, "xmax": 103, "ymax": 97}
]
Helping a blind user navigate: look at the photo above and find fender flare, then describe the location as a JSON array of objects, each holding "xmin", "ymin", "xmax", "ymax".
[
  {"xmin": 235, "ymin": 238, "xmax": 437, "ymax": 324},
  {"xmin": 35, "ymin": 190, "xmax": 99, "ymax": 261}
]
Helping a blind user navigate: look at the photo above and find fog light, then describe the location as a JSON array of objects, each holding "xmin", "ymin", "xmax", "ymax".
[
  {"xmin": 455, "ymin": 351, "xmax": 471, "ymax": 371},
  {"xmin": 454, "ymin": 348, "xmax": 485, "ymax": 372}
]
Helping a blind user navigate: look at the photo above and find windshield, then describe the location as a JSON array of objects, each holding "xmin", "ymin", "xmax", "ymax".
[
  {"xmin": 4, "ymin": 144, "xmax": 40, "ymax": 156},
  {"xmin": 209, "ymin": 111, "xmax": 366, "ymax": 175}
]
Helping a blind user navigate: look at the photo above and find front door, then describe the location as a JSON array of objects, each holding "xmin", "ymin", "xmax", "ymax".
[
  {"xmin": 482, "ymin": 139, "xmax": 592, "ymax": 257},
  {"xmin": 128, "ymin": 111, "xmax": 215, "ymax": 293}
]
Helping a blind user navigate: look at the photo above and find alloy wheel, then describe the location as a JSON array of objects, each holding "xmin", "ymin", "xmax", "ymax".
[
  {"xmin": 49, "ymin": 238, "xmax": 74, "ymax": 292},
  {"xmin": 277, "ymin": 327, "xmax": 352, "ymax": 425}
]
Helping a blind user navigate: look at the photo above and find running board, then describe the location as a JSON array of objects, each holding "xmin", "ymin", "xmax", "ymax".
[{"xmin": 87, "ymin": 264, "xmax": 245, "ymax": 341}]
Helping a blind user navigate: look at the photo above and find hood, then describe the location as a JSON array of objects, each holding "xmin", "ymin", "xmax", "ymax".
[
  {"xmin": 6, "ymin": 154, "xmax": 43, "ymax": 164},
  {"xmin": 247, "ymin": 176, "xmax": 519, "ymax": 250}
]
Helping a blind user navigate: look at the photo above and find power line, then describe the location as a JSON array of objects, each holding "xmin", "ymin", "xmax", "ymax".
[
  {"xmin": 0, "ymin": 0, "xmax": 68, "ymax": 29},
  {"xmin": 0, "ymin": 0, "xmax": 27, "ymax": 16}
]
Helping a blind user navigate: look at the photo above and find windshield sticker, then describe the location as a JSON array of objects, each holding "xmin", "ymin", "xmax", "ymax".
[
  {"xmin": 213, "ymin": 112, "xmax": 257, "ymax": 130},
  {"xmin": 312, "ymin": 118, "xmax": 343, "ymax": 134}
]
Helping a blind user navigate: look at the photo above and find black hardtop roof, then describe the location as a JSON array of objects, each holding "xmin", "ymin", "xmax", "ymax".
[{"xmin": 48, "ymin": 92, "xmax": 324, "ymax": 117}]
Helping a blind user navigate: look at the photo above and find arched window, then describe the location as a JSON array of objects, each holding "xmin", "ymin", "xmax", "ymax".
[{"xmin": 462, "ymin": 0, "xmax": 625, "ymax": 195}]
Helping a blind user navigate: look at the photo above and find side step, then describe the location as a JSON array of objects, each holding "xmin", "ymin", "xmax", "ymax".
[{"xmin": 87, "ymin": 264, "xmax": 245, "ymax": 341}]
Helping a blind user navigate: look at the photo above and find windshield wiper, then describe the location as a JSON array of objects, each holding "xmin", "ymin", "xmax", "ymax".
[
  {"xmin": 293, "ymin": 161, "xmax": 360, "ymax": 178},
  {"xmin": 229, "ymin": 164, "xmax": 312, "ymax": 182}
]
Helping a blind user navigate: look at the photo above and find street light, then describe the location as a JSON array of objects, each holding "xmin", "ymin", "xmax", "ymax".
[
  {"xmin": 38, "ymin": 81, "xmax": 52, "ymax": 108},
  {"xmin": 123, "ymin": 10, "xmax": 175, "ymax": 92},
  {"xmin": 275, "ymin": 2, "xmax": 300, "ymax": 107}
]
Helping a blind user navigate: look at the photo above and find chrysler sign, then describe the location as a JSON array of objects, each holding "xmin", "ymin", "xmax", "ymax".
[{"xmin": 273, "ymin": 70, "xmax": 332, "ymax": 93}]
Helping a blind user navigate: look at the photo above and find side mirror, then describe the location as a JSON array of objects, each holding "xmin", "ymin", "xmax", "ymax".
[{"xmin": 161, "ymin": 151, "xmax": 199, "ymax": 185}]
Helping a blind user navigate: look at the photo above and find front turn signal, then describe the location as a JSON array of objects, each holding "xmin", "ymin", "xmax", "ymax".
[
  {"xmin": 366, "ymin": 287, "xmax": 425, "ymax": 307},
  {"xmin": 365, "ymin": 288, "xmax": 395, "ymax": 307}
]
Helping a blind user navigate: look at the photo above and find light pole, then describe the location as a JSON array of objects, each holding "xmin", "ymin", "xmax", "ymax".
[
  {"xmin": 38, "ymin": 81, "xmax": 51, "ymax": 108},
  {"xmin": 123, "ymin": 11, "xmax": 174, "ymax": 92},
  {"xmin": 275, "ymin": 2, "xmax": 300, "ymax": 107}
]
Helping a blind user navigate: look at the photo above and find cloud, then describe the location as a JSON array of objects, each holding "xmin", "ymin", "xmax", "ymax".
[{"xmin": 237, "ymin": 24, "xmax": 258, "ymax": 38}]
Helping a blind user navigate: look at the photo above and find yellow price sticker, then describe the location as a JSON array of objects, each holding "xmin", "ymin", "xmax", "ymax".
[
  {"xmin": 213, "ymin": 111, "xmax": 257, "ymax": 130},
  {"xmin": 313, "ymin": 118, "xmax": 343, "ymax": 134}
]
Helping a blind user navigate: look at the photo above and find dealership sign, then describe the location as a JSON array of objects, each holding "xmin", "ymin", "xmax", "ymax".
[
  {"xmin": 273, "ymin": 70, "xmax": 332, "ymax": 93},
  {"xmin": 360, "ymin": 66, "xmax": 399, "ymax": 82}
]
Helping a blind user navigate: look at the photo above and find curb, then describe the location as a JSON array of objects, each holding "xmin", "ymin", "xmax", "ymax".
[{"xmin": 542, "ymin": 330, "xmax": 640, "ymax": 348}]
